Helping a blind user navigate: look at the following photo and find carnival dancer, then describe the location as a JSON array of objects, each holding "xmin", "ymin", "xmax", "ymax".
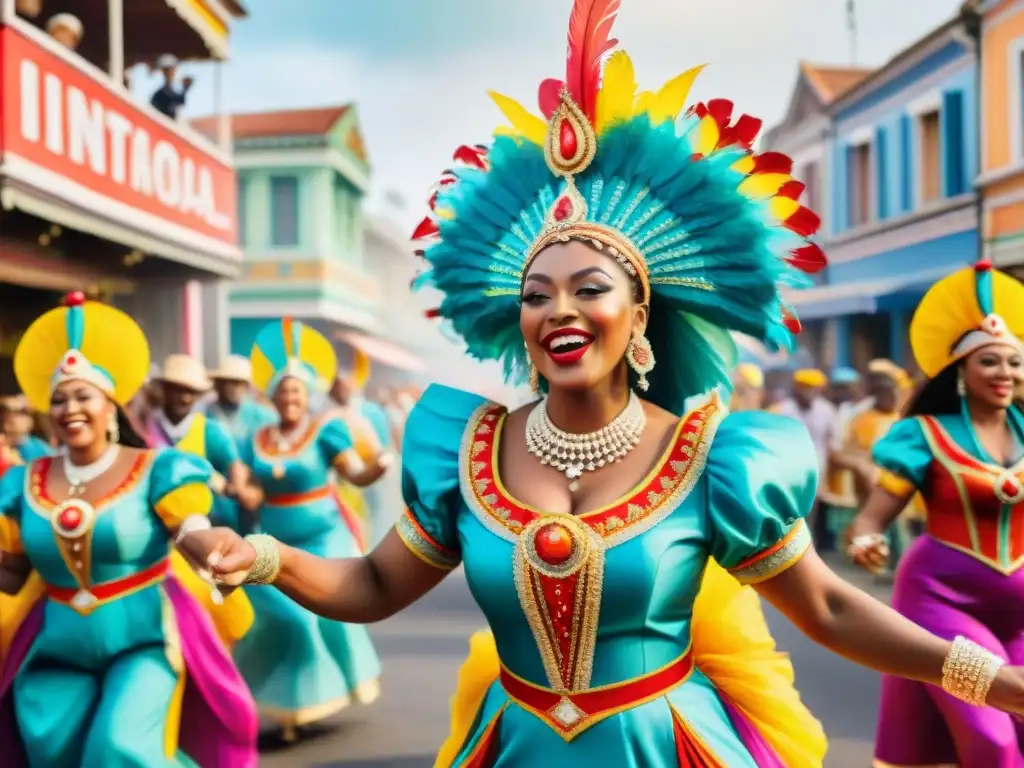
[
  {"xmin": 232, "ymin": 318, "xmax": 389, "ymax": 742},
  {"xmin": 205, "ymin": 354, "xmax": 278, "ymax": 454},
  {"xmin": 179, "ymin": 3, "xmax": 1024, "ymax": 765},
  {"xmin": 1, "ymin": 396, "xmax": 51, "ymax": 462},
  {"xmin": 0, "ymin": 292, "xmax": 257, "ymax": 767},
  {"xmin": 848, "ymin": 263, "xmax": 1024, "ymax": 766}
]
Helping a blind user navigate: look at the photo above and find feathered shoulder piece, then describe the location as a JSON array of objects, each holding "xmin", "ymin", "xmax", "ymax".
[{"xmin": 412, "ymin": 0, "xmax": 826, "ymax": 412}]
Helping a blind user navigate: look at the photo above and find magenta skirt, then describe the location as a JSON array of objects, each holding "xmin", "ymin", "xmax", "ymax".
[{"xmin": 875, "ymin": 534, "xmax": 1024, "ymax": 767}]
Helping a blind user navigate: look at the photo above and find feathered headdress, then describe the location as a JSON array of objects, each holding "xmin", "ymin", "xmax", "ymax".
[
  {"xmin": 413, "ymin": 0, "xmax": 825, "ymax": 414},
  {"xmin": 250, "ymin": 317, "xmax": 338, "ymax": 395},
  {"xmin": 910, "ymin": 260, "xmax": 1024, "ymax": 378},
  {"xmin": 14, "ymin": 291, "xmax": 150, "ymax": 411}
]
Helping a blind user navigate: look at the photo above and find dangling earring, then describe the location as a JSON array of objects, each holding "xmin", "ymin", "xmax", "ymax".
[
  {"xmin": 956, "ymin": 370, "xmax": 966, "ymax": 398},
  {"xmin": 526, "ymin": 343, "xmax": 540, "ymax": 394},
  {"xmin": 626, "ymin": 332, "xmax": 655, "ymax": 392},
  {"xmin": 107, "ymin": 411, "xmax": 120, "ymax": 444}
]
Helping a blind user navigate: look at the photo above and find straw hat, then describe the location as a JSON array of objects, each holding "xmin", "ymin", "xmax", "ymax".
[
  {"xmin": 46, "ymin": 13, "xmax": 83, "ymax": 39},
  {"xmin": 210, "ymin": 355, "xmax": 252, "ymax": 383},
  {"xmin": 159, "ymin": 354, "xmax": 211, "ymax": 392}
]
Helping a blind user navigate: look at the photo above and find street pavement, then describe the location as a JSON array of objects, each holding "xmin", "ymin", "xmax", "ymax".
[{"xmin": 261, "ymin": 556, "xmax": 890, "ymax": 768}]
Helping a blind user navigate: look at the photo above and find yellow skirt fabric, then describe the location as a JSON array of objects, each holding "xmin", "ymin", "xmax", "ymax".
[
  {"xmin": 170, "ymin": 550, "xmax": 254, "ymax": 647},
  {"xmin": 0, "ymin": 571, "xmax": 45, "ymax": 667},
  {"xmin": 434, "ymin": 559, "xmax": 827, "ymax": 767}
]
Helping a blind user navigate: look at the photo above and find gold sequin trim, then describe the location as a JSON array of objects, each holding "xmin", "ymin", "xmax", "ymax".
[
  {"xmin": 396, "ymin": 509, "xmax": 461, "ymax": 570},
  {"xmin": 728, "ymin": 519, "xmax": 811, "ymax": 585}
]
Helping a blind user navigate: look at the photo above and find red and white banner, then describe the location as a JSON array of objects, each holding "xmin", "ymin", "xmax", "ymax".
[{"xmin": 0, "ymin": 24, "xmax": 238, "ymax": 256}]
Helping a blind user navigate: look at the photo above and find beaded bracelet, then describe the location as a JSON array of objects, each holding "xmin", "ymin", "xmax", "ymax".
[{"xmin": 941, "ymin": 635, "xmax": 1004, "ymax": 706}]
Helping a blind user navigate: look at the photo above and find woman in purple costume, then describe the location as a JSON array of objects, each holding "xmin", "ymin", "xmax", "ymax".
[
  {"xmin": 849, "ymin": 263, "xmax": 1024, "ymax": 766},
  {"xmin": 0, "ymin": 292, "xmax": 257, "ymax": 767}
]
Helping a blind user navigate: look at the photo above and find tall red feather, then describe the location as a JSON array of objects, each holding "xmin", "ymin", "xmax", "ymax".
[{"xmin": 564, "ymin": 0, "xmax": 621, "ymax": 122}]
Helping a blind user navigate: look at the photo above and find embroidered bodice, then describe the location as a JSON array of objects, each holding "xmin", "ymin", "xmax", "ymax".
[
  {"xmin": 397, "ymin": 385, "xmax": 816, "ymax": 711},
  {"xmin": 874, "ymin": 409, "xmax": 1024, "ymax": 573}
]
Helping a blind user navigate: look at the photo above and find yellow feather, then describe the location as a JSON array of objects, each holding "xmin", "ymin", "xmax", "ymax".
[
  {"xmin": 435, "ymin": 207, "xmax": 455, "ymax": 220},
  {"xmin": 596, "ymin": 51, "xmax": 637, "ymax": 133},
  {"xmin": 731, "ymin": 156, "xmax": 756, "ymax": 175},
  {"xmin": 769, "ymin": 197, "xmax": 800, "ymax": 221},
  {"xmin": 694, "ymin": 115, "xmax": 720, "ymax": 156},
  {"xmin": 648, "ymin": 65, "xmax": 707, "ymax": 124},
  {"xmin": 738, "ymin": 173, "xmax": 791, "ymax": 199},
  {"xmin": 488, "ymin": 92, "xmax": 547, "ymax": 146},
  {"xmin": 634, "ymin": 91, "xmax": 655, "ymax": 116}
]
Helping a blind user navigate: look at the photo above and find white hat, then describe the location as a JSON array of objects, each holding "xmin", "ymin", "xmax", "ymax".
[
  {"xmin": 46, "ymin": 13, "xmax": 83, "ymax": 38},
  {"xmin": 159, "ymin": 354, "xmax": 211, "ymax": 392},
  {"xmin": 156, "ymin": 54, "xmax": 180, "ymax": 69},
  {"xmin": 210, "ymin": 355, "xmax": 252, "ymax": 383}
]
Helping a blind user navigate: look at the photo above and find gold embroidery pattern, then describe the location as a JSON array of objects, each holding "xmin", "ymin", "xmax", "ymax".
[
  {"xmin": 396, "ymin": 509, "xmax": 461, "ymax": 570},
  {"xmin": 513, "ymin": 515, "xmax": 605, "ymax": 692},
  {"xmin": 728, "ymin": 520, "xmax": 811, "ymax": 585}
]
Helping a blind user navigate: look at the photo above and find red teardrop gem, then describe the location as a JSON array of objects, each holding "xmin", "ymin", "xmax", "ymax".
[
  {"xmin": 559, "ymin": 119, "xmax": 578, "ymax": 161},
  {"xmin": 59, "ymin": 506, "xmax": 82, "ymax": 530},
  {"xmin": 66, "ymin": 355, "xmax": 77, "ymax": 365},
  {"xmin": 553, "ymin": 196, "xmax": 574, "ymax": 222},
  {"xmin": 534, "ymin": 523, "xmax": 575, "ymax": 566},
  {"xmin": 64, "ymin": 291, "xmax": 85, "ymax": 307},
  {"xmin": 1002, "ymin": 478, "xmax": 1019, "ymax": 498},
  {"xmin": 975, "ymin": 259, "xmax": 993, "ymax": 273}
]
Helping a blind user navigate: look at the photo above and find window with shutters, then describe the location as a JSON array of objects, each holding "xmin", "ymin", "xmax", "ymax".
[
  {"xmin": 918, "ymin": 110, "xmax": 941, "ymax": 204},
  {"xmin": 800, "ymin": 162, "xmax": 820, "ymax": 214},
  {"xmin": 270, "ymin": 176, "xmax": 300, "ymax": 248},
  {"xmin": 847, "ymin": 143, "xmax": 872, "ymax": 228}
]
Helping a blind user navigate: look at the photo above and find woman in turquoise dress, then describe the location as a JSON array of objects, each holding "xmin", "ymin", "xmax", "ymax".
[
  {"xmin": 180, "ymin": 2, "xmax": 1024, "ymax": 764},
  {"xmin": 0, "ymin": 291, "xmax": 257, "ymax": 767},
  {"xmin": 848, "ymin": 264, "xmax": 1024, "ymax": 766},
  {"xmin": 233, "ymin": 317, "xmax": 392, "ymax": 741}
]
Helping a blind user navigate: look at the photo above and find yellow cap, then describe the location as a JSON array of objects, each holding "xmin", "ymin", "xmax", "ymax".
[
  {"xmin": 734, "ymin": 363, "xmax": 764, "ymax": 389},
  {"xmin": 793, "ymin": 369, "xmax": 827, "ymax": 388}
]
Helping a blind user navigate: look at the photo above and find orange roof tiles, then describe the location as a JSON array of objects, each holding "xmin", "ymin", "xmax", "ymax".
[
  {"xmin": 190, "ymin": 105, "xmax": 351, "ymax": 140},
  {"xmin": 800, "ymin": 62, "xmax": 874, "ymax": 103}
]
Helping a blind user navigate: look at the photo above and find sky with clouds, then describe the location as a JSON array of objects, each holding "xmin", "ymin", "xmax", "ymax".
[{"xmin": 146, "ymin": 0, "xmax": 965, "ymax": 225}]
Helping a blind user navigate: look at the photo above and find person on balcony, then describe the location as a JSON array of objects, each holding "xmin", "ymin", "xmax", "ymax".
[
  {"xmin": 151, "ymin": 54, "xmax": 194, "ymax": 120},
  {"xmin": 45, "ymin": 13, "xmax": 82, "ymax": 51},
  {"xmin": 15, "ymin": 0, "xmax": 41, "ymax": 19}
]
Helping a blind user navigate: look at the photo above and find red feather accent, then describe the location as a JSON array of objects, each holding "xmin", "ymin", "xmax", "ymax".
[
  {"xmin": 706, "ymin": 99, "xmax": 733, "ymax": 126},
  {"xmin": 453, "ymin": 145, "xmax": 488, "ymax": 169},
  {"xmin": 564, "ymin": 0, "xmax": 621, "ymax": 121},
  {"xmin": 783, "ymin": 207, "xmax": 821, "ymax": 238},
  {"xmin": 782, "ymin": 307, "xmax": 802, "ymax": 335},
  {"xmin": 752, "ymin": 152, "xmax": 793, "ymax": 175},
  {"xmin": 425, "ymin": 308, "xmax": 441, "ymax": 319},
  {"xmin": 777, "ymin": 180, "xmax": 804, "ymax": 200},
  {"xmin": 690, "ymin": 103, "xmax": 708, "ymax": 119},
  {"xmin": 730, "ymin": 115, "xmax": 761, "ymax": 148},
  {"xmin": 412, "ymin": 217, "xmax": 439, "ymax": 240},
  {"xmin": 538, "ymin": 79, "xmax": 564, "ymax": 118},
  {"xmin": 786, "ymin": 243, "xmax": 827, "ymax": 274}
]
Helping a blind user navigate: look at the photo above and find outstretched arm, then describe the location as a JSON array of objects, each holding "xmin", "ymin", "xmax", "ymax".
[{"xmin": 754, "ymin": 550, "xmax": 1024, "ymax": 711}]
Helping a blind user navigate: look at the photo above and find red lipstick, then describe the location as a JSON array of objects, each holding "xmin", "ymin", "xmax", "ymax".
[{"xmin": 541, "ymin": 328, "xmax": 595, "ymax": 366}]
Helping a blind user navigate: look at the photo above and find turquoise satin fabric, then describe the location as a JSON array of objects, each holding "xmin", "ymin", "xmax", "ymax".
[
  {"xmin": 206, "ymin": 399, "xmax": 277, "ymax": 454},
  {"xmin": 0, "ymin": 450, "xmax": 208, "ymax": 767},
  {"xmin": 234, "ymin": 417, "xmax": 381, "ymax": 722},
  {"xmin": 402, "ymin": 385, "xmax": 817, "ymax": 766},
  {"xmin": 14, "ymin": 436, "xmax": 52, "ymax": 463}
]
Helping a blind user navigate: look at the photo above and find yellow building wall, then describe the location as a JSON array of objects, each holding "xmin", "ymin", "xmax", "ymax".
[{"xmin": 983, "ymin": 1, "xmax": 1024, "ymax": 240}]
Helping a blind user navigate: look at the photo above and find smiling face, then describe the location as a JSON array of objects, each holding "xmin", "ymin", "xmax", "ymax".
[
  {"xmin": 162, "ymin": 383, "xmax": 199, "ymax": 423},
  {"xmin": 963, "ymin": 344, "xmax": 1024, "ymax": 410},
  {"xmin": 520, "ymin": 240, "xmax": 647, "ymax": 394},
  {"xmin": 49, "ymin": 381, "xmax": 117, "ymax": 450},
  {"xmin": 273, "ymin": 377, "xmax": 309, "ymax": 425}
]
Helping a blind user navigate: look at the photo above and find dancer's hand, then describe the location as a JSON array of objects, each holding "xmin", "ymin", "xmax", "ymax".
[
  {"xmin": 177, "ymin": 527, "xmax": 256, "ymax": 587},
  {"xmin": 844, "ymin": 517, "xmax": 889, "ymax": 574},
  {"xmin": 986, "ymin": 666, "xmax": 1024, "ymax": 714}
]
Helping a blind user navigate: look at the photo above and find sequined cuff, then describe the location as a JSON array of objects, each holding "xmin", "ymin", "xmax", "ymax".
[
  {"xmin": 727, "ymin": 520, "xmax": 812, "ymax": 585},
  {"xmin": 877, "ymin": 470, "xmax": 916, "ymax": 499},
  {"xmin": 396, "ymin": 509, "xmax": 460, "ymax": 570}
]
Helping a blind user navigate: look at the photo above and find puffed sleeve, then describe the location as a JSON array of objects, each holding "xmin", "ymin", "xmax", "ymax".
[
  {"xmin": 0, "ymin": 466, "xmax": 27, "ymax": 554},
  {"xmin": 396, "ymin": 385, "xmax": 486, "ymax": 571},
  {"xmin": 705, "ymin": 411, "xmax": 817, "ymax": 585},
  {"xmin": 872, "ymin": 417, "xmax": 932, "ymax": 498},
  {"xmin": 316, "ymin": 418, "xmax": 356, "ymax": 468},
  {"xmin": 149, "ymin": 449, "xmax": 214, "ymax": 531}
]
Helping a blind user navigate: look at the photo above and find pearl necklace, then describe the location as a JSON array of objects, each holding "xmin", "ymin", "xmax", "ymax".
[
  {"xmin": 275, "ymin": 416, "xmax": 310, "ymax": 451},
  {"xmin": 64, "ymin": 445, "xmax": 121, "ymax": 496},
  {"xmin": 525, "ymin": 392, "xmax": 645, "ymax": 491}
]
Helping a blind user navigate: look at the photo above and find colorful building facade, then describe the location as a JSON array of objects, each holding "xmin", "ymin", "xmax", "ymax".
[
  {"xmin": 771, "ymin": 15, "xmax": 979, "ymax": 372},
  {"xmin": 979, "ymin": 0, "xmax": 1024, "ymax": 279}
]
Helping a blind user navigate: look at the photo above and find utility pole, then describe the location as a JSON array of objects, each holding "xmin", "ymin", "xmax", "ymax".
[{"xmin": 847, "ymin": 0, "xmax": 858, "ymax": 66}]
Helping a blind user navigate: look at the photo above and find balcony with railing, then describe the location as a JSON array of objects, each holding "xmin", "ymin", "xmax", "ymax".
[{"xmin": 0, "ymin": 0, "xmax": 245, "ymax": 275}]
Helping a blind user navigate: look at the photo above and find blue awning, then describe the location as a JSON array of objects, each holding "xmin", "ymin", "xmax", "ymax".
[{"xmin": 784, "ymin": 263, "xmax": 969, "ymax": 320}]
